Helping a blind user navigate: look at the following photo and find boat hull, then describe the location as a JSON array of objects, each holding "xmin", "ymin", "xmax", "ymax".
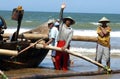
[{"xmin": 0, "ymin": 41, "xmax": 49, "ymax": 70}]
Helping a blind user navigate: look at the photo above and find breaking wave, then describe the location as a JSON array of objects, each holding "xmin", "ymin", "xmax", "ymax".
[
  {"xmin": 73, "ymin": 29, "xmax": 120, "ymax": 37},
  {"xmin": 70, "ymin": 47, "xmax": 120, "ymax": 56}
]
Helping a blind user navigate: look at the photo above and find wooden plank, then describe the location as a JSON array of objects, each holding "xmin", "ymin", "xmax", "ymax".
[{"xmin": 0, "ymin": 49, "xmax": 18, "ymax": 56}]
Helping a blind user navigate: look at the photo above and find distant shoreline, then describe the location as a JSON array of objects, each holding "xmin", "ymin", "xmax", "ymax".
[{"xmin": 1, "ymin": 10, "xmax": 120, "ymax": 15}]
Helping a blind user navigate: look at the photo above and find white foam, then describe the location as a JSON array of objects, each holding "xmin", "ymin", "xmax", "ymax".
[
  {"xmin": 25, "ymin": 20, "xmax": 33, "ymax": 23},
  {"xmin": 70, "ymin": 47, "xmax": 96, "ymax": 54},
  {"xmin": 90, "ymin": 22, "xmax": 100, "ymax": 25},
  {"xmin": 73, "ymin": 30, "xmax": 120, "ymax": 37},
  {"xmin": 70, "ymin": 47, "xmax": 120, "ymax": 55},
  {"xmin": 4, "ymin": 28, "xmax": 30, "ymax": 34},
  {"xmin": 4, "ymin": 28, "xmax": 120, "ymax": 37}
]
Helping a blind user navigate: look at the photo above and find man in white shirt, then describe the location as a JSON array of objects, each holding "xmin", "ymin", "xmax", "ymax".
[{"xmin": 44, "ymin": 19, "xmax": 59, "ymax": 69}]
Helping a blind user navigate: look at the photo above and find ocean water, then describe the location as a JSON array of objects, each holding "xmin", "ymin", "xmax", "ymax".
[{"xmin": 0, "ymin": 11, "xmax": 120, "ymax": 55}]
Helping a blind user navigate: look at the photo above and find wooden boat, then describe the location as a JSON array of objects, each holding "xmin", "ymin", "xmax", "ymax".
[
  {"xmin": 0, "ymin": 20, "xmax": 98, "ymax": 70},
  {"xmin": 0, "ymin": 22, "xmax": 50, "ymax": 70},
  {"xmin": 0, "ymin": 16, "xmax": 98, "ymax": 71}
]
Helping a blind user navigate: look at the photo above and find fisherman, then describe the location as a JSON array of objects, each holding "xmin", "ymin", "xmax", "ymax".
[
  {"xmin": 96, "ymin": 17, "xmax": 111, "ymax": 72},
  {"xmin": 0, "ymin": 16, "xmax": 7, "ymax": 41},
  {"xmin": 44, "ymin": 19, "xmax": 59, "ymax": 69},
  {"xmin": 55, "ymin": 3, "xmax": 75, "ymax": 71}
]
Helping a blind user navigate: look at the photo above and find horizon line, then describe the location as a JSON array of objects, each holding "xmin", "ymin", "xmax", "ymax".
[{"xmin": 0, "ymin": 10, "xmax": 120, "ymax": 15}]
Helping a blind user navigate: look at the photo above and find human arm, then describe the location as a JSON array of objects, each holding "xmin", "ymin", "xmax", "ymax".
[
  {"xmin": 44, "ymin": 28, "xmax": 56, "ymax": 47},
  {"xmin": 97, "ymin": 26, "xmax": 111, "ymax": 37},
  {"xmin": 97, "ymin": 26, "xmax": 104, "ymax": 37},
  {"xmin": 45, "ymin": 38, "xmax": 54, "ymax": 45},
  {"xmin": 58, "ymin": 3, "xmax": 66, "ymax": 40},
  {"xmin": 100, "ymin": 26, "xmax": 110, "ymax": 35},
  {"xmin": 100, "ymin": 26, "xmax": 111, "ymax": 36},
  {"xmin": 59, "ymin": 3, "xmax": 66, "ymax": 22}
]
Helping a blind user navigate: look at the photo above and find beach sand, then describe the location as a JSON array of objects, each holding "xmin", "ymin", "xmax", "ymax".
[
  {"xmin": 2, "ymin": 52, "xmax": 120, "ymax": 79},
  {"xmin": 3, "ymin": 68, "xmax": 120, "ymax": 79}
]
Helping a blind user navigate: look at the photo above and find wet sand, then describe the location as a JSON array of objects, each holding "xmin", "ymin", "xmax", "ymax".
[
  {"xmin": 2, "ymin": 53, "xmax": 120, "ymax": 79},
  {"xmin": 4, "ymin": 68, "xmax": 120, "ymax": 79}
]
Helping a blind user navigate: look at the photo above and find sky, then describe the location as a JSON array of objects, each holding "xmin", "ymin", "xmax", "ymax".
[{"xmin": 0, "ymin": 0, "xmax": 120, "ymax": 14}]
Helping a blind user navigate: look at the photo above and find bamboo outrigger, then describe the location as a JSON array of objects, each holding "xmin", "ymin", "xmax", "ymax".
[{"xmin": 2, "ymin": 33, "xmax": 97, "ymax": 42}]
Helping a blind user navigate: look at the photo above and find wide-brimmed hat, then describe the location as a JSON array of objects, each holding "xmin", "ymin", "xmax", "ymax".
[
  {"xmin": 63, "ymin": 16, "xmax": 75, "ymax": 25},
  {"xmin": 47, "ymin": 19, "xmax": 55, "ymax": 24},
  {"xmin": 98, "ymin": 17, "xmax": 110, "ymax": 23},
  {"xmin": 17, "ymin": 6, "xmax": 23, "ymax": 11}
]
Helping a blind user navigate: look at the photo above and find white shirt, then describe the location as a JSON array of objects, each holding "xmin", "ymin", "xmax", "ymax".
[
  {"xmin": 57, "ymin": 23, "xmax": 73, "ymax": 47},
  {"xmin": 49, "ymin": 26, "xmax": 59, "ymax": 46}
]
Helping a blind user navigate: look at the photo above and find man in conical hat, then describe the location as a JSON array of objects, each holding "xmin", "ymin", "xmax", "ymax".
[
  {"xmin": 96, "ymin": 17, "xmax": 111, "ymax": 72},
  {"xmin": 55, "ymin": 3, "xmax": 75, "ymax": 71}
]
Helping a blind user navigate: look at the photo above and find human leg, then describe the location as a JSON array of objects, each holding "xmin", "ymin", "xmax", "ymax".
[
  {"xmin": 55, "ymin": 40, "xmax": 66, "ymax": 70},
  {"xmin": 55, "ymin": 51, "xmax": 62, "ymax": 70},
  {"xmin": 96, "ymin": 44, "xmax": 103, "ymax": 72},
  {"xmin": 51, "ymin": 50, "xmax": 56, "ymax": 69},
  {"xmin": 62, "ymin": 52, "xmax": 69, "ymax": 71},
  {"xmin": 103, "ymin": 47, "xmax": 110, "ymax": 68}
]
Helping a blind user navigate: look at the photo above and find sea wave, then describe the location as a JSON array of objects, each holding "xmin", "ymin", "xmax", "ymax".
[
  {"xmin": 73, "ymin": 29, "xmax": 120, "ymax": 37},
  {"xmin": 89, "ymin": 22, "xmax": 100, "ymax": 25},
  {"xmin": 4, "ymin": 28, "xmax": 120, "ymax": 38},
  {"xmin": 70, "ymin": 47, "xmax": 120, "ymax": 56},
  {"xmin": 4, "ymin": 28, "xmax": 30, "ymax": 34},
  {"xmin": 25, "ymin": 20, "xmax": 33, "ymax": 23}
]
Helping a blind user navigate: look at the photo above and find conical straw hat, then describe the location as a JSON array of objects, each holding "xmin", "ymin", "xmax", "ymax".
[
  {"xmin": 63, "ymin": 16, "xmax": 75, "ymax": 25},
  {"xmin": 99, "ymin": 17, "xmax": 110, "ymax": 23}
]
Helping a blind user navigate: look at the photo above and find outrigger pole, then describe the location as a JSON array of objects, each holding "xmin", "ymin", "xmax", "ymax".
[{"xmin": 32, "ymin": 43, "xmax": 111, "ymax": 73}]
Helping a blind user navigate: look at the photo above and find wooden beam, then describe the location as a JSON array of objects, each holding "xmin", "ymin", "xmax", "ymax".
[
  {"xmin": 0, "ymin": 49, "xmax": 18, "ymax": 56},
  {"xmin": 23, "ymin": 34, "xmax": 48, "ymax": 40},
  {"xmin": 31, "ymin": 43, "xmax": 108, "ymax": 71},
  {"xmin": 72, "ymin": 35, "xmax": 97, "ymax": 42},
  {"xmin": 2, "ymin": 33, "xmax": 97, "ymax": 42}
]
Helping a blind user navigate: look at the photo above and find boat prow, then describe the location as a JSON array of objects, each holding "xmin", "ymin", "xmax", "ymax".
[{"xmin": 0, "ymin": 23, "xmax": 49, "ymax": 70}]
